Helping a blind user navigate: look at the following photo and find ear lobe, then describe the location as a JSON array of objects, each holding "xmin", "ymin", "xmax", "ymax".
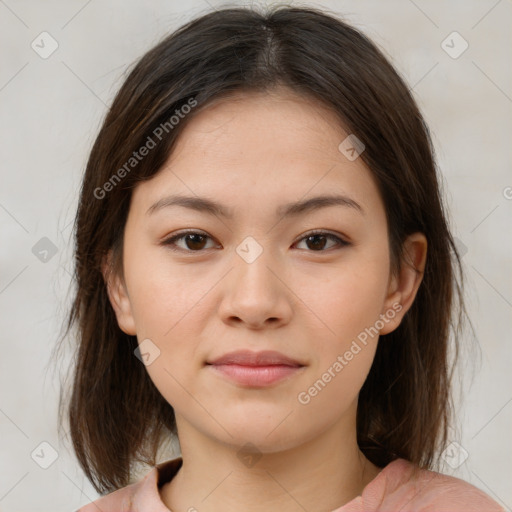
[
  {"xmin": 379, "ymin": 232, "xmax": 428, "ymax": 335},
  {"xmin": 101, "ymin": 250, "xmax": 137, "ymax": 336}
]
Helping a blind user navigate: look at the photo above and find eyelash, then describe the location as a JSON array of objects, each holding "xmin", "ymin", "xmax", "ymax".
[{"xmin": 161, "ymin": 229, "xmax": 350, "ymax": 254}]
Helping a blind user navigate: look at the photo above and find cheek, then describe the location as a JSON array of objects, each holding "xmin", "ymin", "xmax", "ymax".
[
  {"xmin": 294, "ymin": 341, "xmax": 377, "ymax": 435},
  {"xmin": 125, "ymin": 257, "xmax": 210, "ymax": 417},
  {"xmin": 125, "ymin": 243, "xmax": 211, "ymax": 338},
  {"xmin": 294, "ymin": 266, "xmax": 386, "ymax": 417},
  {"xmin": 304, "ymin": 251, "xmax": 390, "ymax": 352}
]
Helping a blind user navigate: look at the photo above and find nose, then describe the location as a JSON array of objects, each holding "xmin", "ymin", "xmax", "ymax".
[{"xmin": 217, "ymin": 250, "xmax": 293, "ymax": 330}]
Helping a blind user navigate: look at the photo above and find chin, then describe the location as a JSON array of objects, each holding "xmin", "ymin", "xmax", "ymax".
[{"xmin": 208, "ymin": 413, "xmax": 313, "ymax": 455}]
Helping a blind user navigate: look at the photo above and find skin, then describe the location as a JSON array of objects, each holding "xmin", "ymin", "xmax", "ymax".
[{"xmin": 104, "ymin": 87, "xmax": 427, "ymax": 512}]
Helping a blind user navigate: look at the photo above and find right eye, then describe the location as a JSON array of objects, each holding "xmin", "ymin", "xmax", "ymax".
[{"xmin": 161, "ymin": 230, "xmax": 218, "ymax": 252}]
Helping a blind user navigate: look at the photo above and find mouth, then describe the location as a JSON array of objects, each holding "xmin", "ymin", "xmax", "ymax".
[
  {"xmin": 207, "ymin": 349, "xmax": 304, "ymax": 367},
  {"xmin": 205, "ymin": 350, "xmax": 306, "ymax": 387}
]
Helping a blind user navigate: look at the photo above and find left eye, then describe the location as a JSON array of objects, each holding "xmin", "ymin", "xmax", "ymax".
[
  {"xmin": 295, "ymin": 232, "xmax": 349, "ymax": 251},
  {"xmin": 162, "ymin": 230, "xmax": 349, "ymax": 253}
]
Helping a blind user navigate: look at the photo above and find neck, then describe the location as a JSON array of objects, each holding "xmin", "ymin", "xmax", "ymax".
[{"xmin": 160, "ymin": 412, "xmax": 381, "ymax": 512}]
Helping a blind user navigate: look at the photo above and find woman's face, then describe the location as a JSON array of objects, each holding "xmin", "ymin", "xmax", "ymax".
[{"xmin": 106, "ymin": 89, "xmax": 423, "ymax": 452}]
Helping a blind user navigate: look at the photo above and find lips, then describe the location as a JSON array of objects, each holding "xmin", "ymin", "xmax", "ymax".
[
  {"xmin": 207, "ymin": 350, "xmax": 303, "ymax": 367},
  {"xmin": 206, "ymin": 350, "xmax": 305, "ymax": 387}
]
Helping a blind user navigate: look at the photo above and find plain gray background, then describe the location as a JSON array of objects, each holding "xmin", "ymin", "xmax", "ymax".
[{"xmin": 0, "ymin": 0, "xmax": 511, "ymax": 510}]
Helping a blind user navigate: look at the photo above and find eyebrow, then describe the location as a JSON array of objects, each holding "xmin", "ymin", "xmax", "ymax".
[{"xmin": 146, "ymin": 193, "xmax": 364, "ymax": 218}]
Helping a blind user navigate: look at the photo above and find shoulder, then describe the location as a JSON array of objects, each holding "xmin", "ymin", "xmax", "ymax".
[
  {"xmin": 74, "ymin": 457, "xmax": 181, "ymax": 512},
  {"xmin": 75, "ymin": 469, "xmax": 154, "ymax": 512},
  {"xmin": 361, "ymin": 458, "xmax": 505, "ymax": 512}
]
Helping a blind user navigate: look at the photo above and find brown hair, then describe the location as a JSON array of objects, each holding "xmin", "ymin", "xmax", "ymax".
[{"xmin": 55, "ymin": 4, "xmax": 470, "ymax": 494}]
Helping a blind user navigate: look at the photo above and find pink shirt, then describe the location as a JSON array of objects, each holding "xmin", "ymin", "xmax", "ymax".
[{"xmin": 76, "ymin": 457, "xmax": 504, "ymax": 511}]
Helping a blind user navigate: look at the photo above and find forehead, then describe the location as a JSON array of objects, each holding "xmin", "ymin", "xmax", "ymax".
[
  {"xmin": 130, "ymin": 89, "xmax": 382, "ymax": 221},
  {"xmin": 170, "ymin": 88, "xmax": 346, "ymax": 161}
]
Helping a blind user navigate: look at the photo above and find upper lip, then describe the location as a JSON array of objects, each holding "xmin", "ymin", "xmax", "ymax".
[{"xmin": 207, "ymin": 350, "xmax": 304, "ymax": 367}]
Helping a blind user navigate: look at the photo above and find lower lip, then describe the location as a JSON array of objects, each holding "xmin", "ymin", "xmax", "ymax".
[{"xmin": 207, "ymin": 364, "xmax": 303, "ymax": 387}]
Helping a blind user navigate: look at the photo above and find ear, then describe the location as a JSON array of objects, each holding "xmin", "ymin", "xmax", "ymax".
[
  {"xmin": 379, "ymin": 232, "xmax": 427, "ymax": 335},
  {"xmin": 101, "ymin": 250, "xmax": 137, "ymax": 336}
]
